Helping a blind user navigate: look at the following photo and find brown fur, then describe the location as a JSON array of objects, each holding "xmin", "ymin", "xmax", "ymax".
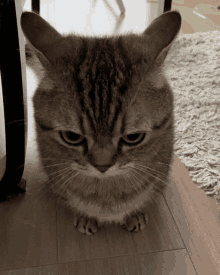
[{"xmin": 21, "ymin": 11, "xmax": 181, "ymax": 233}]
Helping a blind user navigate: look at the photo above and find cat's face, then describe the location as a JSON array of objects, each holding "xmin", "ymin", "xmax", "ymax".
[
  {"xmin": 32, "ymin": 37, "xmax": 173, "ymax": 186},
  {"xmin": 21, "ymin": 11, "xmax": 181, "ymax": 217}
]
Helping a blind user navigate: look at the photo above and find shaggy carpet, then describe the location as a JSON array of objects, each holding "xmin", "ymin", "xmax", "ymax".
[{"xmin": 164, "ymin": 30, "xmax": 220, "ymax": 202}]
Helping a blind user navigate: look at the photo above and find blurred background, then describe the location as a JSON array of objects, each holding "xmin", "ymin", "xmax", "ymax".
[{"xmin": 20, "ymin": 0, "xmax": 220, "ymax": 35}]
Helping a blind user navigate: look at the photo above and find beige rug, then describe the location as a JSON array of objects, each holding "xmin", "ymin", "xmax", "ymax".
[{"xmin": 164, "ymin": 30, "xmax": 220, "ymax": 202}]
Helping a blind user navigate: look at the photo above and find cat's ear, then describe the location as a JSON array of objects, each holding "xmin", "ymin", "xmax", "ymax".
[
  {"xmin": 142, "ymin": 10, "xmax": 181, "ymax": 66},
  {"xmin": 20, "ymin": 12, "xmax": 62, "ymax": 65}
]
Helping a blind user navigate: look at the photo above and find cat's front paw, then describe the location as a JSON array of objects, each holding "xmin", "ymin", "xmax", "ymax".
[
  {"xmin": 122, "ymin": 212, "xmax": 148, "ymax": 232},
  {"xmin": 73, "ymin": 215, "xmax": 98, "ymax": 235}
]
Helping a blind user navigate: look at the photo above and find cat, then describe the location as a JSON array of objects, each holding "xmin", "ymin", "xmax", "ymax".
[{"xmin": 21, "ymin": 10, "xmax": 181, "ymax": 235}]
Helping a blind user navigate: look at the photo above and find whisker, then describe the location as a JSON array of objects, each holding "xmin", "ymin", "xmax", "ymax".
[
  {"xmin": 15, "ymin": 161, "xmax": 70, "ymax": 173},
  {"xmin": 121, "ymin": 171, "xmax": 133, "ymax": 190},
  {"xmin": 132, "ymin": 158, "xmax": 172, "ymax": 166},
  {"xmin": 132, "ymin": 169, "xmax": 163, "ymax": 193},
  {"xmin": 55, "ymin": 169, "xmax": 77, "ymax": 196},
  {"xmin": 38, "ymin": 162, "xmax": 72, "ymax": 169},
  {"xmin": 27, "ymin": 182, "xmax": 56, "ymax": 207},
  {"xmin": 155, "ymin": 161, "xmax": 173, "ymax": 167},
  {"xmin": 59, "ymin": 173, "xmax": 88, "ymax": 212},
  {"xmin": 55, "ymin": 170, "xmax": 79, "ymax": 208},
  {"xmin": 40, "ymin": 166, "xmax": 72, "ymax": 183},
  {"xmin": 132, "ymin": 166, "xmax": 169, "ymax": 188},
  {"xmin": 123, "ymin": 169, "xmax": 159, "ymax": 206},
  {"xmin": 27, "ymin": 166, "xmax": 73, "ymax": 206},
  {"xmin": 133, "ymin": 164, "xmax": 168, "ymax": 179},
  {"xmin": 126, "ymin": 168, "xmax": 144, "ymax": 190},
  {"xmin": 39, "ymin": 157, "xmax": 76, "ymax": 161},
  {"xmin": 57, "ymin": 172, "xmax": 81, "ymax": 212},
  {"xmin": 133, "ymin": 163, "xmax": 171, "ymax": 178},
  {"xmin": 39, "ymin": 166, "xmax": 75, "ymax": 190},
  {"xmin": 130, "ymin": 157, "xmax": 174, "ymax": 170},
  {"xmin": 46, "ymin": 171, "xmax": 72, "ymax": 209},
  {"xmin": 122, "ymin": 171, "xmax": 142, "ymax": 197},
  {"xmin": 136, "ymin": 163, "xmax": 173, "ymax": 182},
  {"xmin": 15, "ymin": 158, "xmax": 78, "ymax": 175},
  {"xmin": 121, "ymin": 172, "xmax": 132, "ymax": 190}
]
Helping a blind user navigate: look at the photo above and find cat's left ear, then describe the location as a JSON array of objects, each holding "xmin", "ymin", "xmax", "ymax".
[{"xmin": 142, "ymin": 10, "xmax": 182, "ymax": 67}]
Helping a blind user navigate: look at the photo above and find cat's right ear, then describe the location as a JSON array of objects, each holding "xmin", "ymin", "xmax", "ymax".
[{"xmin": 20, "ymin": 12, "xmax": 62, "ymax": 65}]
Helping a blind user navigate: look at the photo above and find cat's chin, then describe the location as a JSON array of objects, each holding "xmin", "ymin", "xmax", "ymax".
[{"xmin": 59, "ymin": 183, "xmax": 153, "ymax": 226}]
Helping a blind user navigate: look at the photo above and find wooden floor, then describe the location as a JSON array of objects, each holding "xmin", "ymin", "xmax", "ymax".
[{"xmin": 1, "ymin": 0, "xmax": 220, "ymax": 274}]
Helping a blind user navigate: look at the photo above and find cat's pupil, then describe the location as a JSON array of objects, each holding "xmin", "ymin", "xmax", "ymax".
[
  {"xmin": 61, "ymin": 131, "xmax": 83, "ymax": 144},
  {"xmin": 127, "ymin": 134, "xmax": 140, "ymax": 141},
  {"xmin": 122, "ymin": 133, "xmax": 145, "ymax": 145},
  {"xmin": 66, "ymin": 132, "xmax": 80, "ymax": 141}
]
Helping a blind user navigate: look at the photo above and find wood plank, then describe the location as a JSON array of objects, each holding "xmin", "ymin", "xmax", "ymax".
[
  {"xmin": 22, "ymin": 0, "xmax": 149, "ymax": 37},
  {"xmin": 0, "ymin": 249, "xmax": 197, "ymax": 275},
  {"xmin": 58, "ymin": 249, "xmax": 197, "ymax": 275},
  {"xmin": 57, "ymin": 191, "xmax": 184, "ymax": 263},
  {"xmin": 0, "ymin": 153, "xmax": 58, "ymax": 270},
  {"xmin": 164, "ymin": 157, "xmax": 220, "ymax": 275},
  {"xmin": 0, "ymin": 265, "xmax": 59, "ymax": 275}
]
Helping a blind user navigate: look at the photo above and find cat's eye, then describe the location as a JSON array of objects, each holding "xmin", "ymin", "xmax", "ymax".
[
  {"xmin": 60, "ymin": 131, "xmax": 85, "ymax": 145},
  {"xmin": 122, "ymin": 133, "xmax": 145, "ymax": 146}
]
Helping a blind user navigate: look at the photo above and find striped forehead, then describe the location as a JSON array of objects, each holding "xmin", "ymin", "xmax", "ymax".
[{"xmin": 73, "ymin": 37, "xmax": 133, "ymax": 134}]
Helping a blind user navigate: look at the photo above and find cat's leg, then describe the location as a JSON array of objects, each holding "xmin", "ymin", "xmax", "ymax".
[
  {"xmin": 73, "ymin": 215, "xmax": 99, "ymax": 236},
  {"xmin": 122, "ymin": 212, "xmax": 148, "ymax": 232}
]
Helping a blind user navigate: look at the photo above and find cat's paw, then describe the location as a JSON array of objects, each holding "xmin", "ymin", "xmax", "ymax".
[
  {"xmin": 73, "ymin": 215, "xmax": 98, "ymax": 235},
  {"xmin": 122, "ymin": 212, "xmax": 148, "ymax": 232}
]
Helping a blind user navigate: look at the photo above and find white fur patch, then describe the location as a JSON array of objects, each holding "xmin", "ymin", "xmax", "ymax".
[{"xmin": 66, "ymin": 181, "xmax": 152, "ymax": 224}]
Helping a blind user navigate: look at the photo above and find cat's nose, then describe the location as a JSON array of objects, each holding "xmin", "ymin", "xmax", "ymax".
[{"xmin": 95, "ymin": 165, "xmax": 111, "ymax": 173}]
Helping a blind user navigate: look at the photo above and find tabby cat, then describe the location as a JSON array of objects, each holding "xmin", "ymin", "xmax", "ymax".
[{"xmin": 21, "ymin": 10, "xmax": 181, "ymax": 235}]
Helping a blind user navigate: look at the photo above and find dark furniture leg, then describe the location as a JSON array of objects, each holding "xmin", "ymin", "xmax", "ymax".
[
  {"xmin": 0, "ymin": 0, "xmax": 40, "ymax": 201},
  {"xmin": 0, "ymin": 0, "xmax": 27, "ymax": 201}
]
